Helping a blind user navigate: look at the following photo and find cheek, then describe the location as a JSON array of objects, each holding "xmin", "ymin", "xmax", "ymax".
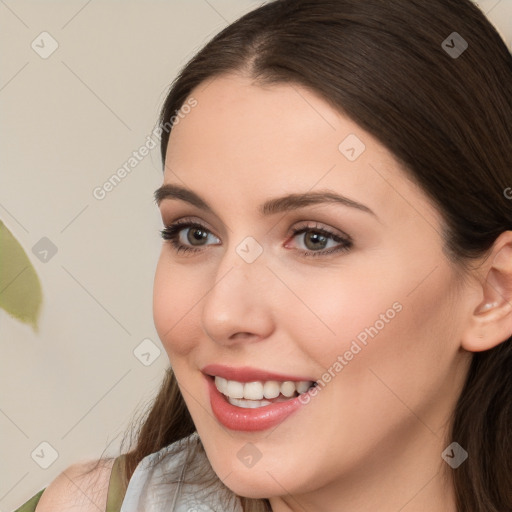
[
  {"xmin": 281, "ymin": 255, "xmax": 458, "ymax": 392},
  {"xmin": 329, "ymin": 264, "xmax": 461, "ymax": 428},
  {"xmin": 275, "ymin": 259, "xmax": 403, "ymax": 368},
  {"xmin": 153, "ymin": 254, "xmax": 203, "ymax": 358}
]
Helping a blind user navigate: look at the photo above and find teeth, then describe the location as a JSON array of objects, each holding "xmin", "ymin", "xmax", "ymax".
[
  {"xmin": 216, "ymin": 376, "xmax": 228, "ymax": 395},
  {"xmin": 244, "ymin": 381, "xmax": 263, "ymax": 400},
  {"xmin": 296, "ymin": 381, "xmax": 311, "ymax": 394},
  {"xmin": 263, "ymin": 380, "xmax": 280, "ymax": 399},
  {"xmin": 215, "ymin": 376, "xmax": 314, "ymax": 401},
  {"xmin": 228, "ymin": 397, "xmax": 272, "ymax": 408},
  {"xmin": 226, "ymin": 380, "xmax": 244, "ymax": 399},
  {"xmin": 280, "ymin": 381, "xmax": 296, "ymax": 397}
]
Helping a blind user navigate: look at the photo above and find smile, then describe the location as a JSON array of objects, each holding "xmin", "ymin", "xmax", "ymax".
[
  {"xmin": 214, "ymin": 376, "xmax": 315, "ymax": 408},
  {"xmin": 201, "ymin": 365, "xmax": 319, "ymax": 431}
]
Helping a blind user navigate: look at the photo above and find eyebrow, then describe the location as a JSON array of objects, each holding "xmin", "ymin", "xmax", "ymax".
[{"xmin": 154, "ymin": 184, "xmax": 376, "ymax": 217}]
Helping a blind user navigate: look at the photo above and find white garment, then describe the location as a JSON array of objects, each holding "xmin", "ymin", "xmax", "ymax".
[{"xmin": 120, "ymin": 432, "xmax": 243, "ymax": 512}]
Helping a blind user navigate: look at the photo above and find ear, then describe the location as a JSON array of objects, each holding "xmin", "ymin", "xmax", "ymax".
[{"xmin": 461, "ymin": 231, "xmax": 512, "ymax": 352}]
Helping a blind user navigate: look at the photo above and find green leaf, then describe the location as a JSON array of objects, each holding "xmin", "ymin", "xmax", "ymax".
[{"xmin": 0, "ymin": 221, "xmax": 42, "ymax": 332}]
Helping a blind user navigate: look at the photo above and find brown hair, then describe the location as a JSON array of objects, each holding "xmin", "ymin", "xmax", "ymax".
[{"xmin": 102, "ymin": 1, "xmax": 512, "ymax": 510}]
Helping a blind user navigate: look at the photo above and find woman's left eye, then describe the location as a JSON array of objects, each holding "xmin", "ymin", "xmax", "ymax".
[
  {"xmin": 160, "ymin": 220, "xmax": 352, "ymax": 258},
  {"xmin": 288, "ymin": 224, "xmax": 352, "ymax": 257}
]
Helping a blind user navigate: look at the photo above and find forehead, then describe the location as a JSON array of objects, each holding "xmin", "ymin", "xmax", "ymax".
[
  {"xmin": 163, "ymin": 73, "xmax": 439, "ymax": 226},
  {"xmin": 166, "ymin": 73, "xmax": 354, "ymax": 168}
]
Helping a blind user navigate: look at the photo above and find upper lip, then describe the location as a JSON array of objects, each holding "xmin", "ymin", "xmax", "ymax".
[{"xmin": 201, "ymin": 364, "xmax": 315, "ymax": 383}]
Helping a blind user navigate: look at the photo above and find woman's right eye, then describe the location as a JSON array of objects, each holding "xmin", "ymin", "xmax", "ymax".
[{"xmin": 160, "ymin": 221, "xmax": 219, "ymax": 254}]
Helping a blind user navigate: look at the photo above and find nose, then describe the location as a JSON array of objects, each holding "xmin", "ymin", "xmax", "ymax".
[{"xmin": 200, "ymin": 241, "xmax": 275, "ymax": 347}]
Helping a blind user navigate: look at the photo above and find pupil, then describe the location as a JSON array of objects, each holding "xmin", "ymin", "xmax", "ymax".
[
  {"xmin": 306, "ymin": 232, "xmax": 327, "ymax": 250},
  {"xmin": 189, "ymin": 228, "xmax": 208, "ymax": 245}
]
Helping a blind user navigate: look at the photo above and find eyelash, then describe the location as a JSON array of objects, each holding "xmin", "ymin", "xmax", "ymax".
[{"xmin": 160, "ymin": 219, "xmax": 353, "ymax": 258}]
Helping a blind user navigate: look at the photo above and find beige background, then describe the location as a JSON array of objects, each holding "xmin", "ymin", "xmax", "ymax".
[{"xmin": 1, "ymin": 1, "xmax": 511, "ymax": 510}]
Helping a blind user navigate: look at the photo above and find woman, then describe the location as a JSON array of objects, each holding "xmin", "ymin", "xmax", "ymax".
[{"xmin": 17, "ymin": 0, "xmax": 511, "ymax": 510}]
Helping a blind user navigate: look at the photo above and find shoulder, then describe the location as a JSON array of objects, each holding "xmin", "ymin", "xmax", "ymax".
[{"xmin": 35, "ymin": 458, "xmax": 115, "ymax": 512}]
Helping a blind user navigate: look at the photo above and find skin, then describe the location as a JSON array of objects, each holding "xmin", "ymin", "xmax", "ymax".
[{"xmin": 153, "ymin": 73, "xmax": 512, "ymax": 512}]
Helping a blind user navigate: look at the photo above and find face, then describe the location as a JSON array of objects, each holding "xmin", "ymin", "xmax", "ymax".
[{"xmin": 153, "ymin": 73, "xmax": 473, "ymax": 501}]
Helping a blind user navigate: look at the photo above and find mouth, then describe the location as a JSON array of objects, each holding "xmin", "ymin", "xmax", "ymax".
[
  {"xmin": 201, "ymin": 365, "xmax": 319, "ymax": 431},
  {"xmin": 211, "ymin": 375, "xmax": 317, "ymax": 409}
]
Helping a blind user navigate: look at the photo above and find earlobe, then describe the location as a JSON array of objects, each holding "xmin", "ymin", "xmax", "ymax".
[{"xmin": 461, "ymin": 232, "xmax": 512, "ymax": 353}]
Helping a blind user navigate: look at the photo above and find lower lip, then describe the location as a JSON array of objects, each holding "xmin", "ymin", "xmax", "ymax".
[{"xmin": 206, "ymin": 376, "xmax": 310, "ymax": 431}]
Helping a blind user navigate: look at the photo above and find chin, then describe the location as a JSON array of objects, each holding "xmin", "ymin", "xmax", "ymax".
[
  {"xmin": 209, "ymin": 459, "xmax": 299, "ymax": 500},
  {"xmin": 221, "ymin": 477, "xmax": 280, "ymax": 500}
]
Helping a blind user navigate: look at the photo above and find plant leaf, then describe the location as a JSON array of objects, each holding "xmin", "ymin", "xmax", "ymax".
[{"xmin": 0, "ymin": 221, "xmax": 42, "ymax": 332}]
